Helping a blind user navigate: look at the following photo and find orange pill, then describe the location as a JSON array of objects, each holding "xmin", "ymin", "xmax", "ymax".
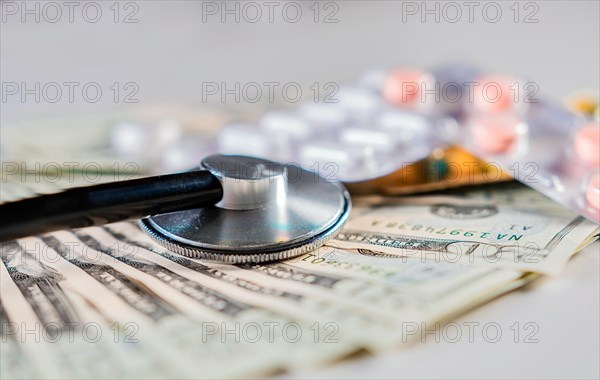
[
  {"xmin": 473, "ymin": 75, "xmax": 517, "ymax": 113},
  {"xmin": 470, "ymin": 114, "xmax": 523, "ymax": 154},
  {"xmin": 574, "ymin": 122, "xmax": 600, "ymax": 167},
  {"xmin": 586, "ymin": 173, "xmax": 600, "ymax": 209},
  {"xmin": 382, "ymin": 68, "xmax": 434, "ymax": 109}
]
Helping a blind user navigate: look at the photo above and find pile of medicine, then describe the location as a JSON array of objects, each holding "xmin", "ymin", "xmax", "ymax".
[{"xmin": 111, "ymin": 64, "xmax": 600, "ymax": 223}]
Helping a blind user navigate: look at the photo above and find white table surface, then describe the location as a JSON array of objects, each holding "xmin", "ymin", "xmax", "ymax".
[{"xmin": 1, "ymin": 1, "xmax": 599, "ymax": 378}]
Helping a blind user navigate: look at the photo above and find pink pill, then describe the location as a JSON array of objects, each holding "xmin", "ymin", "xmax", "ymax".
[
  {"xmin": 382, "ymin": 68, "xmax": 433, "ymax": 108},
  {"xmin": 473, "ymin": 75, "xmax": 517, "ymax": 113},
  {"xmin": 574, "ymin": 122, "xmax": 600, "ymax": 167},
  {"xmin": 586, "ymin": 173, "xmax": 600, "ymax": 210},
  {"xmin": 470, "ymin": 114, "xmax": 522, "ymax": 154}
]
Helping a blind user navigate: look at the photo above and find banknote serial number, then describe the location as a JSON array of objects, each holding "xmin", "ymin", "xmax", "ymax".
[{"xmin": 370, "ymin": 221, "xmax": 527, "ymax": 242}]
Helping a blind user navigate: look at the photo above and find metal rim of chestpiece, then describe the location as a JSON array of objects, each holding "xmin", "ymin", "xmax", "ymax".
[{"xmin": 140, "ymin": 154, "xmax": 352, "ymax": 263}]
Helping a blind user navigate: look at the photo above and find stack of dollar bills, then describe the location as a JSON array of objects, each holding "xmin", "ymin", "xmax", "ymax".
[
  {"xmin": 2, "ymin": 175, "xmax": 598, "ymax": 379},
  {"xmin": 1, "ymin": 109, "xmax": 598, "ymax": 379}
]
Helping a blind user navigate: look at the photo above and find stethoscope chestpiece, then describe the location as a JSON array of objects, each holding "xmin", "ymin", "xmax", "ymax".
[{"xmin": 140, "ymin": 154, "xmax": 351, "ymax": 263}]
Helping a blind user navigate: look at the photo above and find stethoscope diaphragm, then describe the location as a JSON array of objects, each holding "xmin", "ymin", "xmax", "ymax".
[{"xmin": 140, "ymin": 155, "xmax": 351, "ymax": 263}]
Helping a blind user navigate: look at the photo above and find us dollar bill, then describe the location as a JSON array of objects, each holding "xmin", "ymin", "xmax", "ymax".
[
  {"xmin": 1, "ymin": 238, "xmax": 212, "ymax": 379},
  {"xmin": 1, "ymin": 221, "xmax": 532, "ymax": 378},
  {"xmin": 1, "ymin": 179, "xmax": 596, "ymax": 378},
  {"xmin": 331, "ymin": 184, "xmax": 599, "ymax": 275},
  {"xmin": 78, "ymin": 226, "xmax": 373, "ymax": 367},
  {"xmin": 7, "ymin": 230, "xmax": 367, "ymax": 377},
  {"xmin": 102, "ymin": 222, "xmax": 530, "ymax": 350}
]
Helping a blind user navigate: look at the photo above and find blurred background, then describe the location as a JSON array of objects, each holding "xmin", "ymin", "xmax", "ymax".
[
  {"xmin": 2, "ymin": 0, "xmax": 599, "ymax": 121},
  {"xmin": 1, "ymin": 2, "xmax": 599, "ymax": 379}
]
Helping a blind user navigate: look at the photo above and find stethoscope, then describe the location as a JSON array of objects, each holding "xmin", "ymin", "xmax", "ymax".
[{"xmin": 0, "ymin": 154, "xmax": 351, "ymax": 263}]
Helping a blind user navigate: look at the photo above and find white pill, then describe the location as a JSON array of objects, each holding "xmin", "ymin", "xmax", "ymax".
[
  {"xmin": 357, "ymin": 68, "xmax": 387, "ymax": 93},
  {"xmin": 259, "ymin": 111, "xmax": 313, "ymax": 140},
  {"xmin": 161, "ymin": 138, "xmax": 213, "ymax": 172},
  {"xmin": 377, "ymin": 110, "xmax": 430, "ymax": 142},
  {"xmin": 336, "ymin": 87, "xmax": 381, "ymax": 113},
  {"xmin": 218, "ymin": 122, "xmax": 272, "ymax": 157},
  {"xmin": 298, "ymin": 102, "xmax": 348, "ymax": 127},
  {"xmin": 340, "ymin": 128, "xmax": 397, "ymax": 151},
  {"xmin": 110, "ymin": 122, "xmax": 149, "ymax": 157},
  {"xmin": 299, "ymin": 142, "xmax": 359, "ymax": 173},
  {"xmin": 110, "ymin": 119, "xmax": 182, "ymax": 159}
]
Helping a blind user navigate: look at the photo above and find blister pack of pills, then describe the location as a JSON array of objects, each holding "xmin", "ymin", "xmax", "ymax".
[
  {"xmin": 108, "ymin": 64, "xmax": 599, "ymax": 223},
  {"xmin": 375, "ymin": 65, "xmax": 599, "ymax": 223},
  {"xmin": 211, "ymin": 64, "xmax": 545, "ymax": 185},
  {"xmin": 462, "ymin": 101, "xmax": 599, "ymax": 224},
  {"xmin": 215, "ymin": 88, "xmax": 457, "ymax": 182}
]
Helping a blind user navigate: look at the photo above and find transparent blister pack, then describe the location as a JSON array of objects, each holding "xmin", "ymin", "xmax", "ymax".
[
  {"xmin": 375, "ymin": 64, "xmax": 537, "ymax": 117},
  {"xmin": 463, "ymin": 103, "xmax": 600, "ymax": 223},
  {"xmin": 378, "ymin": 64, "xmax": 481, "ymax": 117},
  {"xmin": 215, "ymin": 87, "xmax": 457, "ymax": 182},
  {"xmin": 108, "ymin": 65, "xmax": 599, "ymax": 223}
]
